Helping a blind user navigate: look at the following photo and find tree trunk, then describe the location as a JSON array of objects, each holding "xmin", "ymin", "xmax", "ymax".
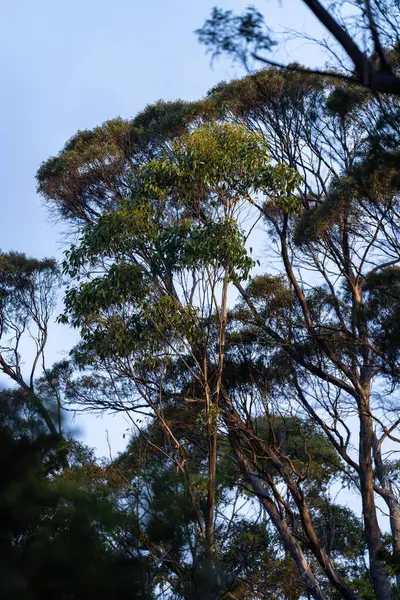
[
  {"xmin": 373, "ymin": 432, "xmax": 400, "ymax": 591},
  {"xmin": 205, "ymin": 421, "xmax": 217, "ymax": 553},
  {"xmin": 203, "ymin": 352, "xmax": 218, "ymax": 599},
  {"xmin": 234, "ymin": 446, "xmax": 329, "ymax": 600},
  {"xmin": 359, "ymin": 394, "xmax": 393, "ymax": 600}
]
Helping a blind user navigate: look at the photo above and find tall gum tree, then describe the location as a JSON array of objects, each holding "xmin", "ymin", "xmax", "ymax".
[
  {"xmin": 0, "ymin": 252, "xmax": 62, "ymax": 436},
  {"xmin": 37, "ymin": 77, "xmax": 400, "ymax": 598}
]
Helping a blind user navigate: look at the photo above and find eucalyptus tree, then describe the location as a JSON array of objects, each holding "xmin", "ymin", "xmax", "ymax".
[
  {"xmin": 37, "ymin": 69, "xmax": 400, "ymax": 598},
  {"xmin": 204, "ymin": 67, "xmax": 400, "ymax": 599},
  {"xmin": 39, "ymin": 116, "xmax": 356, "ymax": 599},
  {"xmin": 0, "ymin": 252, "xmax": 62, "ymax": 435}
]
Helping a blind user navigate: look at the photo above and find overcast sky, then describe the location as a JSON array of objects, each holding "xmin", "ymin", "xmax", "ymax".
[{"xmin": 1, "ymin": 0, "xmax": 327, "ymax": 456}]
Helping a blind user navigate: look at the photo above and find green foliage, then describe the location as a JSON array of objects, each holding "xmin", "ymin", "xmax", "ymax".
[
  {"xmin": 157, "ymin": 217, "xmax": 254, "ymax": 279},
  {"xmin": 33, "ymin": 63, "xmax": 400, "ymax": 599},
  {"xmin": 0, "ymin": 251, "xmax": 59, "ymax": 324},
  {"xmin": 255, "ymin": 415, "xmax": 343, "ymax": 487},
  {"xmin": 207, "ymin": 65, "xmax": 325, "ymax": 124},
  {"xmin": 326, "ymin": 85, "xmax": 370, "ymax": 118},
  {"xmin": 196, "ymin": 6, "xmax": 276, "ymax": 64},
  {"xmin": 293, "ymin": 187, "xmax": 356, "ymax": 247},
  {"xmin": 244, "ymin": 274, "xmax": 293, "ymax": 313},
  {"xmin": 0, "ymin": 399, "xmax": 146, "ymax": 600},
  {"xmin": 142, "ymin": 122, "xmax": 300, "ymax": 213},
  {"xmin": 57, "ymin": 122, "xmax": 298, "ymax": 368},
  {"xmin": 364, "ymin": 267, "xmax": 400, "ymax": 373},
  {"xmin": 311, "ymin": 502, "xmax": 365, "ymax": 559},
  {"xmin": 0, "ymin": 252, "xmax": 62, "ymax": 435},
  {"xmin": 37, "ymin": 100, "xmax": 210, "ymax": 224}
]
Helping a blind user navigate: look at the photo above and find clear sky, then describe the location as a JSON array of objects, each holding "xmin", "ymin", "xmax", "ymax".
[{"xmin": 1, "ymin": 0, "xmax": 327, "ymax": 456}]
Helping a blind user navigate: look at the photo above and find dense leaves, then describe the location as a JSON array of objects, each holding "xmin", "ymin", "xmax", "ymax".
[{"xmin": 6, "ymin": 22, "xmax": 400, "ymax": 597}]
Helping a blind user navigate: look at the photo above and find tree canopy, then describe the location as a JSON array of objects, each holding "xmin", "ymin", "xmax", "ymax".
[{"xmin": 3, "ymin": 7, "xmax": 400, "ymax": 598}]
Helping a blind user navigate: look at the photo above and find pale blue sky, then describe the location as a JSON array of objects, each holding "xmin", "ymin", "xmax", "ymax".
[{"xmin": 1, "ymin": 0, "xmax": 326, "ymax": 455}]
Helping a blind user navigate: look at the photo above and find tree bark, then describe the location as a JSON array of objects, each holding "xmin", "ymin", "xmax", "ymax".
[
  {"xmin": 221, "ymin": 401, "xmax": 362, "ymax": 600},
  {"xmin": 359, "ymin": 393, "xmax": 393, "ymax": 600},
  {"xmin": 234, "ymin": 446, "xmax": 329, "ymax": 600},
  {"xmin": 373, "ymin": 432, "xmax": 400, "ymax": 591}
]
